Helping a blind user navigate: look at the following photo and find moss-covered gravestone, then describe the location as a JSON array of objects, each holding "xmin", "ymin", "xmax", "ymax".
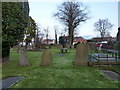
[
  {"xmin": 41, "ymin": 50, "xmax": 52, "ymax": 66},
  {"xmin": 75, "ymin": 43, "xmax": 88, "ymax": 66},
  {"xmin": 19, "ymin": 47, "xmax": 29, "ymax": 66}
]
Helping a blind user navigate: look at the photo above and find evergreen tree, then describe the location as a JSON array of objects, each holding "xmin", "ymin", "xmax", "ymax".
[
  {"xmin": 25, "ymin": 16, "xmax": 37, "ymax": 49},
  {"xmin": 2, "ymin": 2, "xmax": 29, "ymax": 60}
]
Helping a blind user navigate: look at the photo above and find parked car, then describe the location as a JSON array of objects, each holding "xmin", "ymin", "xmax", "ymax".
[
  {"xmin": 96, "ymin": 43, "xmax": 101, "ymax": 47},
  {"xmin": 96, "ymin": 42, "xmax": 111, "ymax": 49},
  {"xmin": 101, "ymin": 43, "xmax": 111, "ymax": 49}
]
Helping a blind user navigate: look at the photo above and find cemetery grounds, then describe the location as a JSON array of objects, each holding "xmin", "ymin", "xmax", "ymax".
[{"xmin": 2, "ymin": 47, "xmax": 120, "ymax": 88}]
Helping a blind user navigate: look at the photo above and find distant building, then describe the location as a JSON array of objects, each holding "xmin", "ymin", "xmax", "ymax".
[
  {"xmin": 59, "ymin": 36, "xmax": 87, "ymax": 45},
  {"xmin": 43, "ymin": 39, "xmax": 55, "ymax": 44},
  {"xmin": 92, "ymin": 36, "xmax": 116, "ymax": 42},
  {"xmin": 73, "ymin": 36, "xmax": 87, "ymax": 44}
]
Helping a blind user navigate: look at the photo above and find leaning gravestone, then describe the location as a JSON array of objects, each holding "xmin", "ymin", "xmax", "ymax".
[
  {"xmin": 19, "ymin": 47, "xmax": 29, "ymax": 66},
  {"xmin": 41, "ymin": 50, "xmax": 52, "ymax": 66},
  {"xmin": 75, "ymin": 43, "xmax": 88, "ymax": 66}
]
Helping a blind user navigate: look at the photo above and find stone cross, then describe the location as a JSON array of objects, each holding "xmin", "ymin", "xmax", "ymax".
[{"xmin": 75, "ymin": 43, "xmax": 88, "ymax": 66}]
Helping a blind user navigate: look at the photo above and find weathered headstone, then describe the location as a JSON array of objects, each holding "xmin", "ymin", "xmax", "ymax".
[
  {"xmin": 88, "ymin": 42, "xmax": 96, "ymax": 52},
  {"xmin": 59, "ymin": 44, "xmax": 63, "ymax": 48},
  {"xmin": 75, "ymin": 43, "xmax": 88, "ymax": 66},
  {"xmin": 19, "ymin": 47, "xmax": 29, "ymax": 66},
  {"xmin": 41, "ymin": 50, "xmax": 52, "ymax": 66}
]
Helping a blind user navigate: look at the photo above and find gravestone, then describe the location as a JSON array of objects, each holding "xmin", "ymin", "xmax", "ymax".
[
  {"xmin": 88, "ymin": 42, "xmax": 96, "ymax": 52},
  {"xmin": 59, "ymin": 44, "xmax": 63, "ymax": 48},
  {"xmin": 75, "ymin": 43, "xmax": 88, "ymax": 66},
  {"xmin": 19, "ymin": 47, "xmax": 29, "ymax": 66},
  {"xmin": 41, "ymin": 50, "xmax": 52, "ymax": 66}
]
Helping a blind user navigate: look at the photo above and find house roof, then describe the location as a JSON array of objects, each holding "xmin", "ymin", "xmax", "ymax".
[
  {"xmin": 74, "ymin": 37, "xmax": 87, "ymax": 42},
  {"xmin": 43, "ymin": 39, "xmax": 55, "ymax": 42},
  {"xmin": 59, "ymin": 36, "xmax": 87, "ymax": 42}
]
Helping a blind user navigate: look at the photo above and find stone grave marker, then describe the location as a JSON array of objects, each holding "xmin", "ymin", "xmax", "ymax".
[
  {"xmin": 19, "ymin": 47, "xmax": 29, "ymax": 66},
  {"xmin": 41, "ymin": 49, "xmax": 52, "ymax": 66},
  {"xmin": 75, "ymin": 43, "xmax": 88, "ymax": 66},
  {"xmin": 59, "ymin": 44, "xmax": 63, "ymax": 48},
  {"xmin": 88, "ymin": 42, "xmax": 96, "ymax": 52}
]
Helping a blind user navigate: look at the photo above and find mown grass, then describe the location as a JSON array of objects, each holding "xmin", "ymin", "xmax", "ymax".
[{"xmin": 2, "ymin": 47, "xmax": 120, "ymax": 88}]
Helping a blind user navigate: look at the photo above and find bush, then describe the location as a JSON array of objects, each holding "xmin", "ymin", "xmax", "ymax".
[{"xmin": 2, "ymin": 41, "xmax": 10, "ymax": 58}]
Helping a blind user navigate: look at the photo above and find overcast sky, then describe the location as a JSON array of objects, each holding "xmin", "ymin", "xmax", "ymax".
[
  {"xmin": 118, "ymin": 1, "xmax": 120, "ymax": 27},
  {"xmin": 29, "ymin": 0, "xmax": 118, "ymax": 39}
]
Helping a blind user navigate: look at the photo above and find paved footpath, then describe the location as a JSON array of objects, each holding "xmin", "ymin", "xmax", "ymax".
[
  {"xmin": 101, "ymin": 70, "xmax": 120, "ymax": 81},
  {"xmin": 2, "ymin": 76, "xmax": 24, "ymax": 90}
]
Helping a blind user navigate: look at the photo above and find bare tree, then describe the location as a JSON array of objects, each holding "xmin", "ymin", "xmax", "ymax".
[
  {"xmin": 54, "ymin": 1, "xmax": 89, "ymax": 48},
  {"xmin": 54, "ymin": 26, "xmax": 59, "ymax": 44},
  {"xmin": 94, "ymin": 18, "xmax": 113, "ymax": 38},
  {"xmin": 44, "ymin": 27, "xmax": 49, "ymax": 44},
  {"xmin": 34, "ymin": 26, "xmax": 40, "ymax": 49}
]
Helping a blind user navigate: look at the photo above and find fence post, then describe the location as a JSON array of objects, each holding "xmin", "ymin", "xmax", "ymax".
[
  {"xmin": 98, "ymin": 55, "xmax": 99, "ymax": 62},
  {"xmin": 115, "ymin": 53, "xmax": 117, "ymax": 61},
  {"xmin": 107, "ymin": 54, "xmax": 108, "ymax": 62}
]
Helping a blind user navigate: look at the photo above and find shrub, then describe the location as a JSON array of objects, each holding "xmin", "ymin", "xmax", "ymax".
[{"xmin": 2, "ymin": 41, "xmax": 10, "ymax": 58}]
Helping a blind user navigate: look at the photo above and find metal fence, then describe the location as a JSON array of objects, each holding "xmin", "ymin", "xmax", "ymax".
[{"xmin": 89, "ymin": 53, "xmax": 119, "ymax": 62}]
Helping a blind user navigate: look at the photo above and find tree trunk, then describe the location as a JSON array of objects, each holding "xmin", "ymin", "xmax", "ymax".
[
  {"xmin": 69, "ymin": 26, "xmax": 74, "ymax": 49},
  {"xmin": 33, "ymin": 38, "xmax": 36, "ymax": 49},
  {"xmin": 117, "ymin": 28, "xmax": 120, "ymax": 59},
  {"xmin": 118, "ymin": 42, "xmax": 120, "ymax": 60},
  {"xmin": 55, "ymin": 34, "xmax": 57, "ymax": 44},
  {"xmin": 25, "ymin": 42, "xmax": 28, "ymax": 50},
  {"xmin": 17, "ymin": 45, "xmax": 20, "ymax": 53}
]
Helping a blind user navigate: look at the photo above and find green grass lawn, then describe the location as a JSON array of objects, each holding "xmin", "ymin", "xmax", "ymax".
[{"xmin": 2, "ymin": 48, "xmax": 120, "ymax": 88}]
